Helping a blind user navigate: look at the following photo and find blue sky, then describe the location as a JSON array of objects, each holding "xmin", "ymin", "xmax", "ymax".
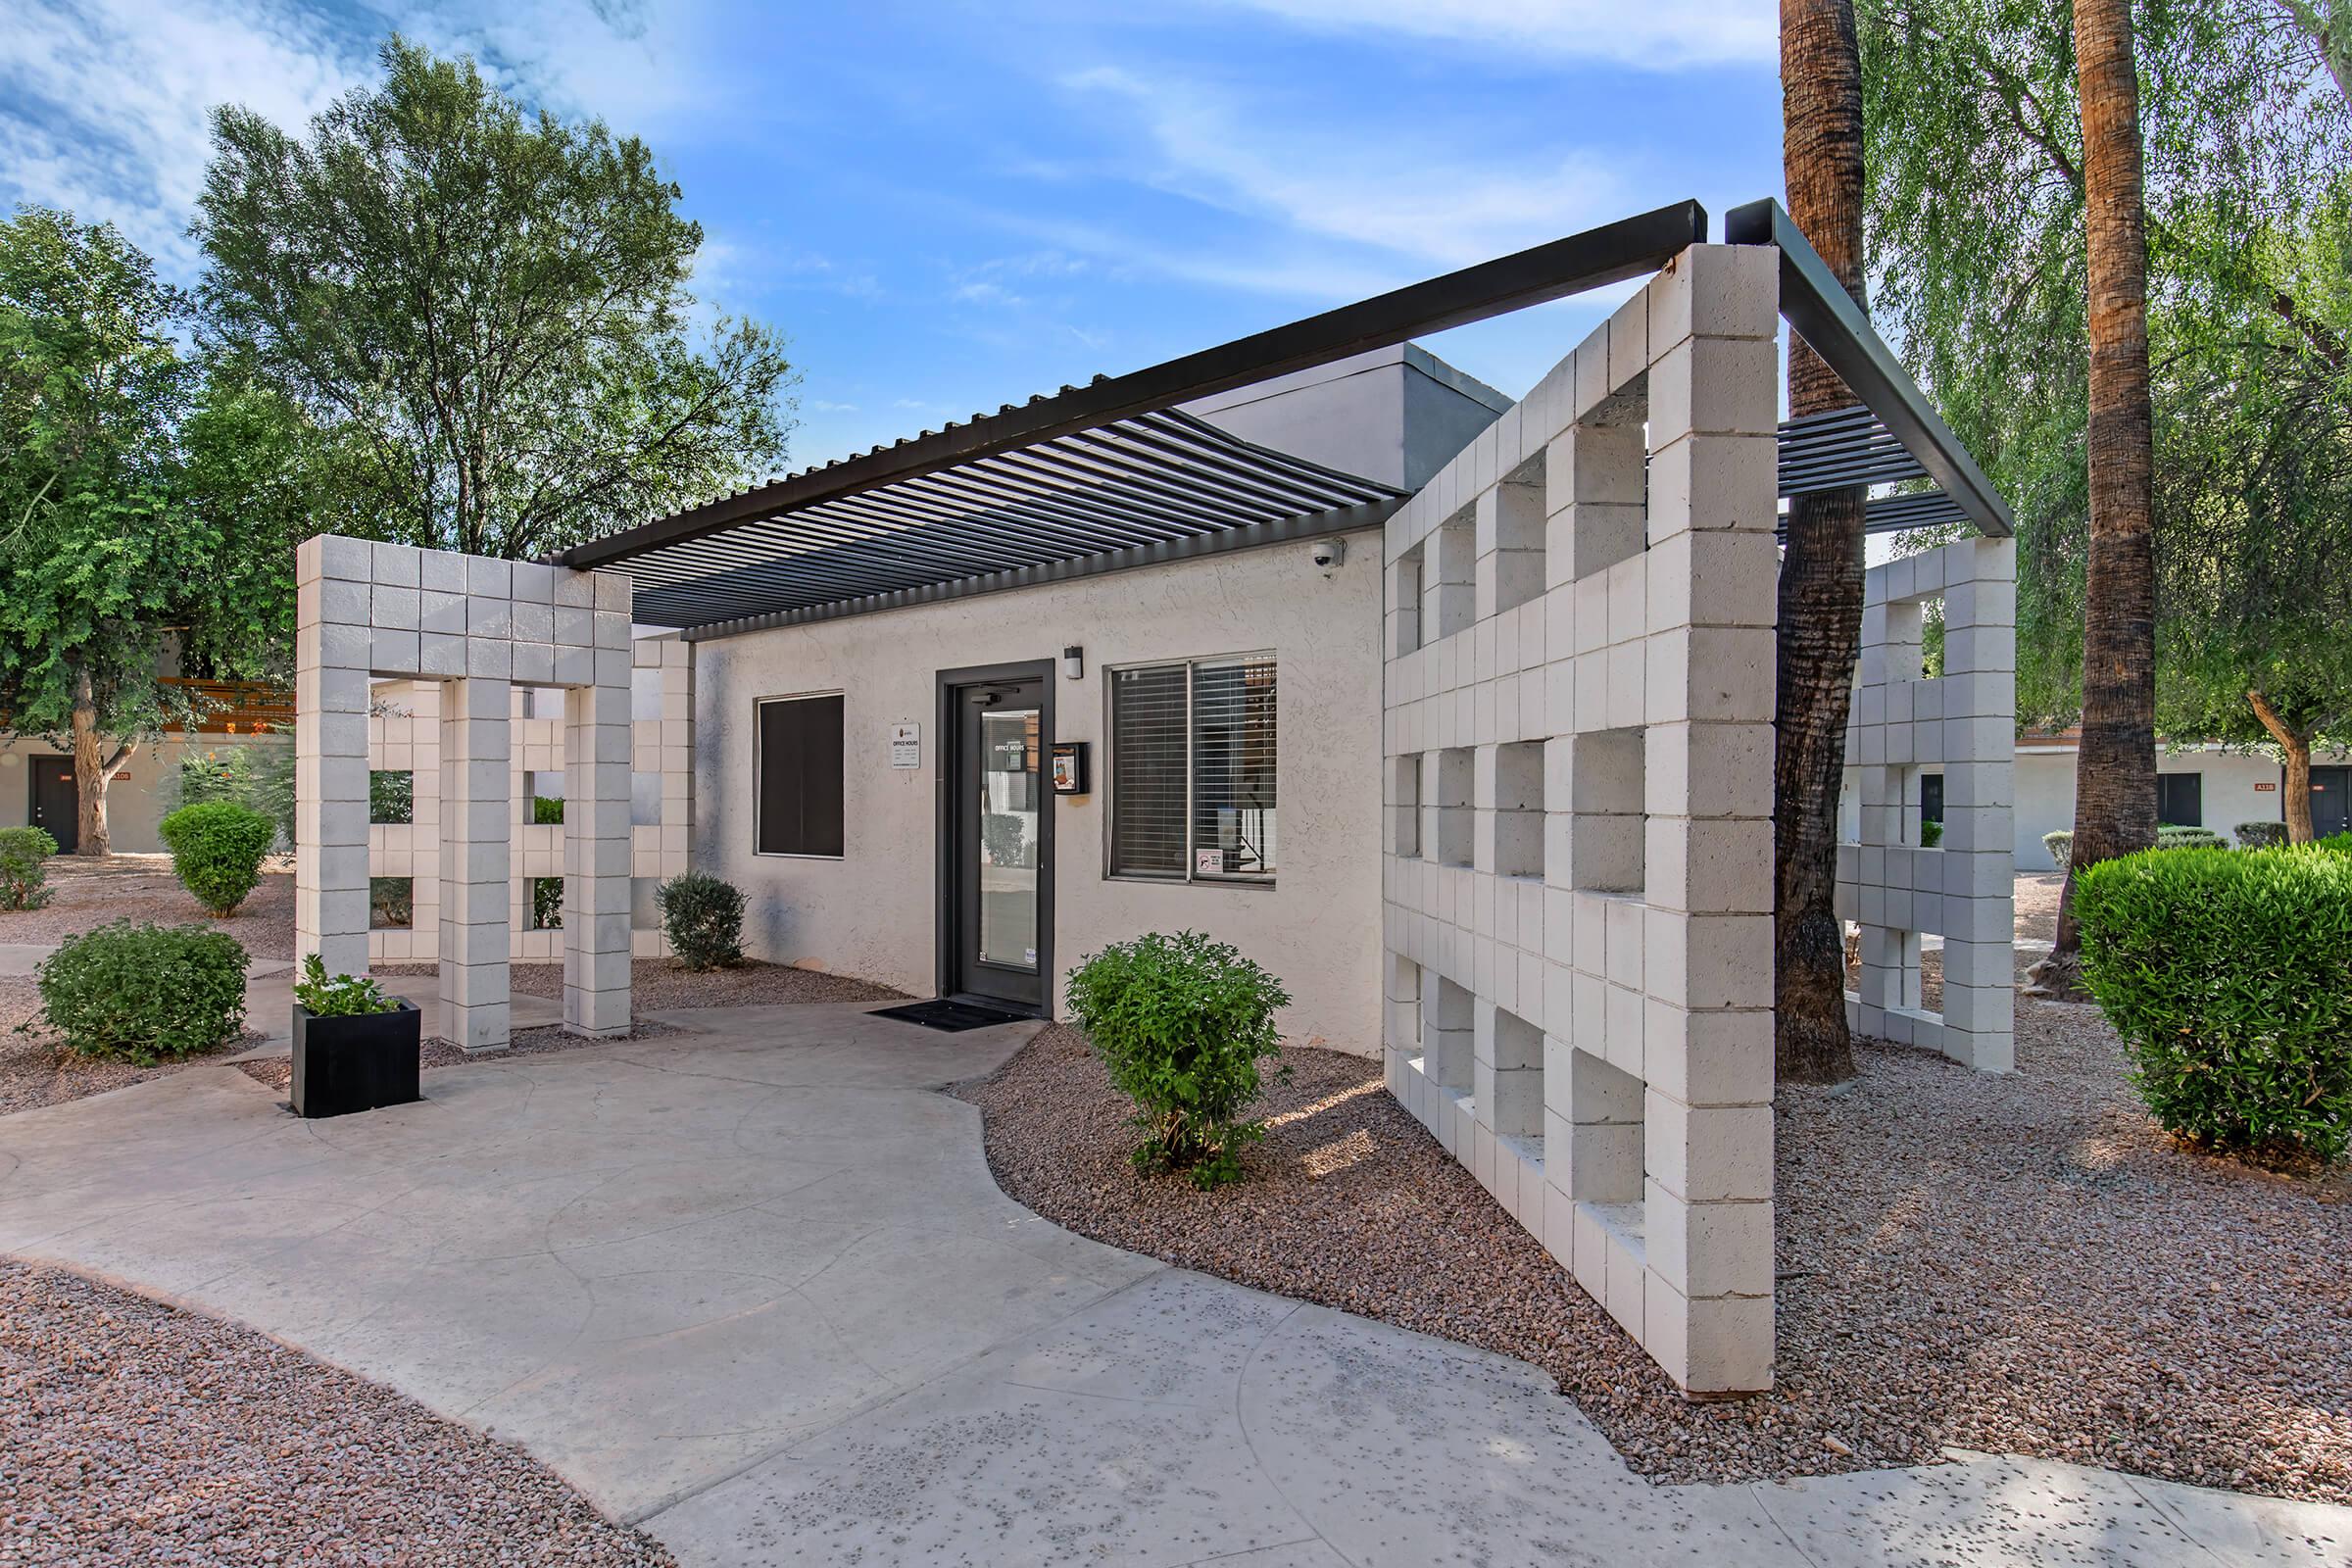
[{"xmin": 1, "ymin": 0, "xmax": 1782, "ymax": 470}]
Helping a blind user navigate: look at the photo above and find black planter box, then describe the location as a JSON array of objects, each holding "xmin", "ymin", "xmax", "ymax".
[{"xmin": 291, "ymin": 1001, "xmax": 421, "ymax": 1119}]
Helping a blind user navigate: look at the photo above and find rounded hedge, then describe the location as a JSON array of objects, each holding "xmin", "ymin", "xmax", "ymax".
[
  {"xmin": 30, "ymin": 920, "xmax": 251, "ymax": 1063},
  {"xmin": 2233, "ymin": 820, "xmax": 2288, "ymax": 850},
  {"xmin": 158, "ymin": 800, "xmax": 276, "ymax": 916},
  {"xmin": 657, "ymin": 871, "xmax": 743, "ymax": 970},
  {"xmin": 0, "ymin": 825, "xmax": 59, "ymax": 910},
  {"xmin": 2076, "ymin": 843, "xmax": 2352, "ymax": 1163}
]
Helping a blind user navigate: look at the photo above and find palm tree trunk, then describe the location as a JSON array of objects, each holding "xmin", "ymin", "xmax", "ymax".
[
  {"xmin": 2029, "ymin": 0, "xmax": 2158, "ymax": 998},
  {"xmin": 1774, "ymin": 0, "xmax": 1868, "ymax": 1085}
]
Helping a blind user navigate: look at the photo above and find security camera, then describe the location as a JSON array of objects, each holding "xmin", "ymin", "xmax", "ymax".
[{"xmin": 1309, "ymin": 538, "xmax": 1346, "ymax": 570}]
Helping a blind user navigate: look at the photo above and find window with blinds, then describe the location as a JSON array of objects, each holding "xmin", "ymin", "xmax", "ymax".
[
  {"xmin": 757, "ymin": 693, "xmax": 846, "ymax": 858},
  {"xmin": 1109, "ymin": 656, "xmax": 1277, "ymax": 880}
]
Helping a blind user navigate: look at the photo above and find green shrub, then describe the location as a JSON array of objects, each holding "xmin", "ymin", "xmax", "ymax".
[
  {"xmin": 369, "ymin": 769, "xmax": 415, "ymax": 825},
  {"xmin": 2157, "ymin": 824, "xmax": 2226, "ymax": 850},
  {"xmin": 529, "ymin": 875, "xmax": 564, "ymax": 931},
  {"xmin": 1919, "ymin": 818, "xmax": 1944, "ymax": 849},
  {"xmin": 2043, "ymin": 828, "xmax": 2072, "ymax": 867},
  {"xmin": 172, "ymin": 740, "xmax": 296, "ymax": 849},
  {"xmin": 157, "ymin": 801, "xmax": 276, "ymax": 916},
  {"xmin": 658, "ymin": 871, "xmax": 743, "ymax": 969},
  {"xmin": 0, "ymin": 826, "xmax": 59, "ymax": 910},
  {"xmin": 1064, "ymin": 929, "xmax": 1293, "ymax": 1190},
  {"xmin": 2234, "ymin": 820, "xmax": 2288, "ymax": 850},
  {"xmin": 293, "ymin": 954, "xmax": 397, "ymax": 1017},
  {"xmin": 2076, "ymin": 844, "xmax": 2352, "ymax": 1163},
  {"xmin": 531, "ymin": 795, "xmax": 564, "ymax": 825},
  {"xmin": 27, "ymin": 921, "xmax": 250, "ymax": 1063}
]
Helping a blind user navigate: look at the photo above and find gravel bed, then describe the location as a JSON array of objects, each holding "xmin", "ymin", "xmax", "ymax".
[
  {"xmin": 232, "ymin": 1019, "xmax": 689, "ymax": 1094},
  {"xmin": 961, "ymin": 1008, "xmax": 2352, "ymax": 1501},
  {"xmin": 0, "ymin": 977, "xmax": 264, "ymax": 1119},
  {"xmin": 378, "ymin": 957, "xmax": 906, "ymax": 1009},
  {"xmin": 0, "ymin": 858, "xmax": 293, "ymax": 956},
  {"xmin": 0, "ymin": 1259, "xmax": 673, "ymax": 1566}
]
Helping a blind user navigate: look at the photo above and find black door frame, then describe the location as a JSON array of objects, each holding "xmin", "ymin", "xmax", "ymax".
[
  {"xmin": 27, "ymin": 757, "xmax": 77, "ymax": 855},
  {"xmin": 935, "ymin": 660, "xmax": 1055, "ymax": 1014}
]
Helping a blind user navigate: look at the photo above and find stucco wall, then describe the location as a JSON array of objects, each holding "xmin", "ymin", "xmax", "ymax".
[
  {"xmin": 0, "ymin": 730, "xmax": 290, "ymax": 855},
  {"xmin": 689, "ymin": 532, "xmax": 1387, "ymax": 1052},
  {"xmin": 2013, "ymin": 746, "xmax": 2324, "ymax": 863}
]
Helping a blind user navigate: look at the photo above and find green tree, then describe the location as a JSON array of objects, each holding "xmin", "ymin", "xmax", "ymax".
[
  {"xmin": 192, "ymin": 36, "xmax": 797, "ymax": 562},
  {"xmin": 0, "ymin": 209, "xmax": 204, "ymax": 857}
]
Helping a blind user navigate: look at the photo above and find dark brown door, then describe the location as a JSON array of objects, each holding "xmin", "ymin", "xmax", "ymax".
[
  {"xmin": 948, "ymin": 676, "xmax": 1049, "ymax": 1013},
  {"xmin": 27, "ymin": 758, "xmax": 76, "ymax": 854},
  {"xmin": 2314, "ymin": 767, "xmax": 2350, "ymax": 840}
]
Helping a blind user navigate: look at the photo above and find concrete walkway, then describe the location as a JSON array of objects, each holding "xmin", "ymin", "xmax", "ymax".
[{"xmin": 0, "ymin": 1005, "xmax": 2341, "ymax": 1567}]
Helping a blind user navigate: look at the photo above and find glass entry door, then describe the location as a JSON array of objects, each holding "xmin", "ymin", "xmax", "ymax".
[{"xmin": 949, "ymin": 675, "xmax": 1048, "ymax": 1012}]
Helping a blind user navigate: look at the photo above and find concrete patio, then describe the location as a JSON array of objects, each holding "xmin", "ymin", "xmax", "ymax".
[{"xmin": 0, "ymin": 1004, "xmax": 2342, "ymax": 1567}]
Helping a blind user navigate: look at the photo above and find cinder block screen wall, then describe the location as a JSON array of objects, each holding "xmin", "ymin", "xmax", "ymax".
[
  {"xmin": 363, "ymin": 642, "xmax": 693, "ymax": 967},
  {"xmin": 1835, "ymin": 537, "xmax": 2017, "ymax": 1071},
  {"xmin": 1381, "ymin": 244, "xmax": 1782, "ymax": 1396},
  {"xmin": 296, "ymin": 535, "xmax": 637, "ymax": 1051}
]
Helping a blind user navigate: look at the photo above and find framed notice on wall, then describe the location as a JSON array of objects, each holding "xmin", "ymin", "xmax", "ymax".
[{"xmin": 889, "ymin": 722, "xmax": 921, "ymax": 768}]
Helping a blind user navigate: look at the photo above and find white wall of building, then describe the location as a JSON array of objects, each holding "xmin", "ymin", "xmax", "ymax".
[
  {"xmin": 2013, "ymin": 744, "xmax": 2306, "ymax": 864},
  {"xmin": 689, "ymin": 533, "xmax": 1390, "ymax": 1051}
]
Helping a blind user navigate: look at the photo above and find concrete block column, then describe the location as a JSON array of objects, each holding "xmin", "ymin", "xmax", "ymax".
[
  {"xmin": 564, "ymin": 677, "xmax": 634, "ymax": 1037},
  {"xmin": 294, "ymin": 535, "xmax": 372, "ymax": 979},
  {"xmin": 440, "ymin": 676, "xmax": 513, "ymax": 1050}
]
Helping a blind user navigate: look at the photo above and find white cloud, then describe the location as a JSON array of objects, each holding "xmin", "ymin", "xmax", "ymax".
[
  {"xmin": 1205, "ymin": 0, "xmax": 1775, "ymax": 70},
  {"xmin": 0, "ymin": 0, "xmax": 717, "ymax": 280},
  {"xmin": 1063, "ymin": 66, "xmax": 1631, "ymax": 270}
]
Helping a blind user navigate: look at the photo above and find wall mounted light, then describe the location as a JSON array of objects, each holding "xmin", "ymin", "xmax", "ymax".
[{"xmin": 1061, "ymin": 644, "xmax": 1084, "ymax": 681}]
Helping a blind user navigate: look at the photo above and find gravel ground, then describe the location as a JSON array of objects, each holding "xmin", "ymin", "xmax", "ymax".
[
  {"xmin": 499, "ymin": 957, "xmax": 905, "ymax": 1008},
  {"xmin": 0, "ymin": 977, "xmax": 263, "ymax": 1119},
  {"xmin": 231, "ymin": 1018, "xmax": 689, "ymax": 1094},
  {"xmin": 0, "ymin": 1259, "xmax": 673, "ymax": 1567},
  {"xmin": 961, "ymin": 1006, "xmax": 2352, "ymax": 1502},
  {"xmin": 0, "ymin": 858, "xmax": 293, "ymax": 956},
  {"xmin": 2014, "ymin": 870, "xmax": 2065, "ymax": 945}
]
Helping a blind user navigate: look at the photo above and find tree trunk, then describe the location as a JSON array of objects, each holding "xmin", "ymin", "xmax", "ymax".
[
  {"xmin": 2248, "ymin": 689, "xmax": 2316, "ymax": 842},
  {"xmin": 2028, "ymin": 0, "xmax": 2158, "ymax": 1000},
  {"xmin": 1774, "ymin": 0, "xmax": 1869, "ymax": 1086},
  {"xmin": 67, "ymin": 666, "xmax": 134, "ymax": 859}
]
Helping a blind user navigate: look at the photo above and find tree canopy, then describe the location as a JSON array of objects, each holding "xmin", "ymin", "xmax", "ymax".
[
  {"xmin": 1860, "ymin": 0, "xmax": 2352, "ymax": 761},
  {"xmin": 193, "ymin": 36, "xmax": 797, "ymax": 561}
]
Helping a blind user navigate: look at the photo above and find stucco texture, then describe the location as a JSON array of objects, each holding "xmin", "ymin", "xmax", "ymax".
[{"xmin": 689, "ymin": 530, "xmax": 1386, "ymax": 1052}]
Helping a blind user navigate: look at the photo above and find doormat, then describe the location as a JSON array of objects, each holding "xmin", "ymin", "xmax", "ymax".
[{"xmin": 867, "ymin": 999, "xmax": 1034, "ymax": 1033}]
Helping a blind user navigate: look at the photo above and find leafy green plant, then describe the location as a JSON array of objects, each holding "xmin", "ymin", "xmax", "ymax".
[
  {"xmin": 27, "ymin": 921, "xmax": 250, "ymax": 1063},
  {"xmin": 1064, "ymin": 930, "xmax": 1293, "ymax": 1190},
  {"xmin": 368, "ymin": 769, "xmax": 414, "ymax": 825},
  {"xmin": 657, "ymin": 871, "xmax": 743, "ymax": 970},
  {"xmin": 529, "ymin": 875, "xmax": 564, "ymax": 931},
  {"xmin": 2076, "ymin": 844, "xmax": 2352, "ymax": 1163},
  {"xmin": 292, "ymin": 954, "xmax": 399, "ymax": 1017},
  {"xmin": 1919, "ymin": 818, "xmax": 1944, "ymax": 849},
  {"xmin": 2043, "ymin": 829, "xmax": 2073, "ymax": 867},
  {"xmin": 531, "ymin": 795, "xmax": 564, "ymax": 826},
  {"xmin": 2234, "ymin": 820, "xmax": 2289, "ymax": 850},
  {"xmin": 981, "ymin": 811, "xmax": 1031, "ymax": 867},
  {"xmin": 172, "ymin": 741, "xmax": 298, "ymax": 848},
  {"xmin": 0, "ymin": 826, "xmax": 59, "ymax": 910},
  {"xmin": 2157, "ymin": 824, "xmax": 2227, "ymax": 850},
  {"xmin": 157, "ymin": 800, "xmax": 276, "ymax": 915}
]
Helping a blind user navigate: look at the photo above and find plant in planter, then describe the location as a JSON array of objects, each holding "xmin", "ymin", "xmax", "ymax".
[{"xmin": 289, "ymin": 955, "xmax": 421, "ymax": 1119}]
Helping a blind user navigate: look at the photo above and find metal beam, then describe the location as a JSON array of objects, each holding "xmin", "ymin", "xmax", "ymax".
[
  {"xmin": 559, "ymin": 200, "xmax": 1707, "ymax": 571},
  {"xmin": 1725, "ymin": 198, "xmax": 2014, "ymax": 537}
]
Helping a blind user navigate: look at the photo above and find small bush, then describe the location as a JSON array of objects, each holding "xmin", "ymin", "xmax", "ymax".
[
  {"xmin": 1919, "ymin": 818, "xmax": 1944, "ymax": 849},
  {"xmin": 27, "ymin": 921, "xmax": 250, "ymax": 1063},
  {"xmin": 531, "ymin": 795, "xmax": 564, "ymax": 826},
  {"xmin": 2043, "ymin": 828, "xmax": 2073, "ymax": 867},
  {"xmin": 2076, "ymin": 844, "xmax": 2352, "ymax": 1163},
  {"xmin": 2157, "ymin": 824, "xmax": 2226, "ymax": 850},
  {"xmin": 658, "ymin": 871, "xmax": 743, "ymax": 969},
  {"xmin": 157, "ymin": 801, "xmax": 276, "ymax": 916},
  {"xmin": 172, "ymin": 741, "xmax": 296, "ymax": 848},
  {"xmin": 293, "ymin": 954, "xmax": 397, "ymax": 1017},
  {"xmin": 1064, "ymin": 929, "xmax": 1292, "ymax": 1190},
  {"xmin": 369, "ymin": 769, "xmax": 414, "ymax": 825},
  {"xmin": 0, "ymin": 825, "xmax": 59, "ymax": 910},
  {"xmin": 2234, "ymin": 820, "xmax": 2289, "ymax": 850},
  {"xmin": 529, "ymin": 875, "xmax": 564, "ymax": 931}
]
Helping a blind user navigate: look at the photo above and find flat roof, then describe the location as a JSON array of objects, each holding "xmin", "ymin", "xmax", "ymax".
[{"xmin": 563, "ymin": 198, "xmax": 2011, "ymax": 637}]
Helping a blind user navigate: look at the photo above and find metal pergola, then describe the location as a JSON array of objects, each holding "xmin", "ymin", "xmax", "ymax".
[{"xmin": 561, "ymin": 198, "xmax": 2011, "ymax": 634}]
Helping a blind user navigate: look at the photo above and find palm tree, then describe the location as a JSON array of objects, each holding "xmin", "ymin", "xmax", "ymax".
[
  {"xmin": 1774, "ymin": 0, "xmax": 1868, "ymax": 1084},
  {"xmin": 2029, "ymin": 0, "xmax": 2158, "ymax": 997}
]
